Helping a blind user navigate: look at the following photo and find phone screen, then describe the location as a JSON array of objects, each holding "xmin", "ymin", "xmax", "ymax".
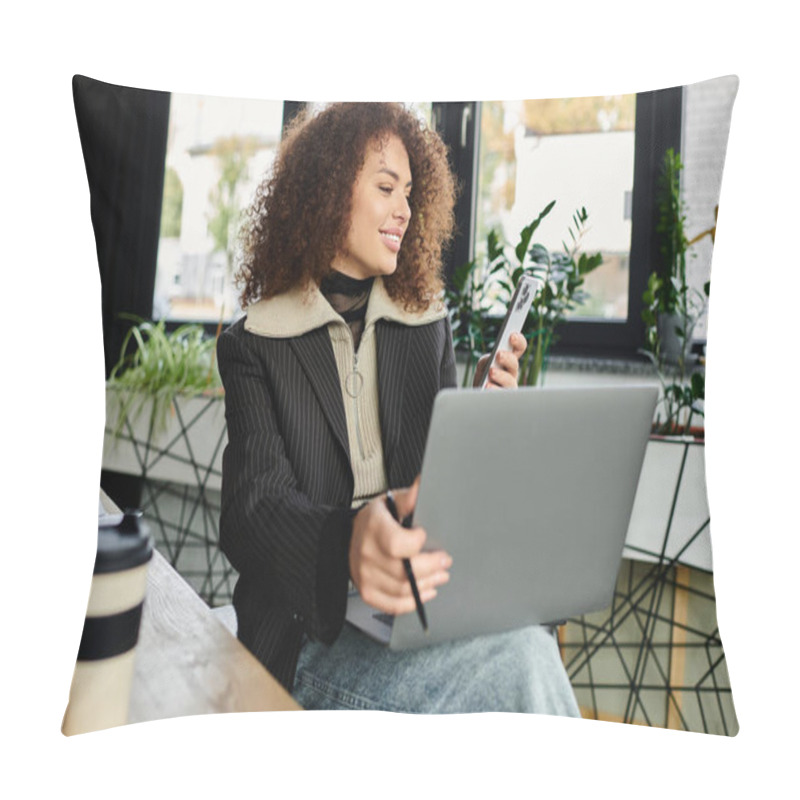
[{"xmin": 480, "ymin": 275, "xmax": 540, "ymax": 388}]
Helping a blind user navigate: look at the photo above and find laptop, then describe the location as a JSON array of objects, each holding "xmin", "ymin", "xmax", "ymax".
[{"xmin": 345, "ymin": 384, "xmax": 658, "ymax": 649}]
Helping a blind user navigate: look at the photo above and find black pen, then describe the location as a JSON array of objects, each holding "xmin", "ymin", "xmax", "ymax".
[{"xmin": 385, "ymin": 490, "xmax": 428, "ymax": 632}]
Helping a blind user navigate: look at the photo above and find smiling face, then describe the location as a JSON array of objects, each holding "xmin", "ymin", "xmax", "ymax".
[{"xmin": 332, "ymin": 134, "xmax": 412, "ymax": 280}]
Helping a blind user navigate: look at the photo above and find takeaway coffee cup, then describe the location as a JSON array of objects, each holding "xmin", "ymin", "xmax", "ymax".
[{"xmin": 62, "ymin": 509, "xmax": 152, "ymax": 735}]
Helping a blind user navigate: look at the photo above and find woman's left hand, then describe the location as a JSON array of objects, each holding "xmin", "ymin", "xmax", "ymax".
[{"xmin": 473, "ymin": 332, "xmax": 527, "ymax": 389}]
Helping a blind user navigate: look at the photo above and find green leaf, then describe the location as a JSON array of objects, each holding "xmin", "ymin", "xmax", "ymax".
[
  {"xmin": 579, "ymin": 253, "xmax": 603, "ymax": 275},
  {"xmin": 515, "ymin": 223, "xmax": 535, "ymax": 263},
  {"xmin": 529, "ymin": 244, "xmax": 550, "ymax": 264},
  {"xmin": 496, "ymin": 279, "xmax": 513, "ymax": 295},
  {"xmin": 487, "ymin": 229, "xmax": 504, "ymax": 262},
  {"xmin": 452, "ymin": 260, "xmax": 474, "ymax": 292}
]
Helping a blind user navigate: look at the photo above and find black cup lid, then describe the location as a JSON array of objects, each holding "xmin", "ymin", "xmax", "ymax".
[{"xmin": 95, "ymin": 509, "xmax": 153, "ymax": 574}]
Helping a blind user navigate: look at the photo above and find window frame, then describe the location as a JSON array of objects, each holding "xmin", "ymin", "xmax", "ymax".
[
  {"xmin": 433, "ymin": 88, "xmax": 683, "ymax": 360},
  {"xmin": 160, "ymin": 100, "xmax": 304, "ymax": 340},
  {"xmin": 150, "ymin": 90, "xmax": 683, "ymax": 361}
]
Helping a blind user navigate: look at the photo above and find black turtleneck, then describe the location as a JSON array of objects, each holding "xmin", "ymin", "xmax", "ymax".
[{"xmin": 320, "ymin": 272, "xmax": 374, "ymax": 350}]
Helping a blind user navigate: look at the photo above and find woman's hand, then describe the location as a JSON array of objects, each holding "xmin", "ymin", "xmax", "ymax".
[
  {"xmin": 349, "ymin": 477, "xmax": 452, "ymax": 615},
  {"xmin": 473, "ymin": 331, "xmax": 527, "ymax": 389}
]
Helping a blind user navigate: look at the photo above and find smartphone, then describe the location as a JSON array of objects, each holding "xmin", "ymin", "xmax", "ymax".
[{"xmin": 480, "ymin": 274, "xmax": 541, "ymax": 388}]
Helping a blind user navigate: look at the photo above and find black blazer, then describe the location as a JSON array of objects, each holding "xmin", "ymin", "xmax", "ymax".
[{"xmin": 217, "ymin": 314, "xmax": 457, "ymax": 689}]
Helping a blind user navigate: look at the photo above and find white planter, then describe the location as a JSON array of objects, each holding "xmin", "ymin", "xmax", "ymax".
[
  {"xmin": 102, "ymin": 390, "xmax": 227, "ymax": 491},
  {"xmin": 623, "ymin": 435, "xmax": 711, "ymax": 572},
  {"xmin": 657, "ymin": 311, "xmax": 684, "ymax": 364}
]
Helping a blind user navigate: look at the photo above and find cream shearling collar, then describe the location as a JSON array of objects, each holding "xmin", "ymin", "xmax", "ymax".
[{"xmin": 244, "ymin": 277, "xmax": 447, "ymax": 338}]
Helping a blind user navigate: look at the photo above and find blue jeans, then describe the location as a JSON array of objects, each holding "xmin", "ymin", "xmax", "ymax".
[{"xmin": 292, "ymin": 622, "xmax": 580, "ymax": 716}]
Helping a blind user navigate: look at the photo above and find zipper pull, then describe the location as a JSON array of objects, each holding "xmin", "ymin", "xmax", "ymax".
[{"xmin": 345, "ymin": 352, "xmax": 363, "ymax": 398}]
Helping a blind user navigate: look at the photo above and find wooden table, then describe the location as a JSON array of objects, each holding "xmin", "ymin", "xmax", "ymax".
[{"xmin": 100, "ymin": 491, "xmax": 301, "ymax": 724}]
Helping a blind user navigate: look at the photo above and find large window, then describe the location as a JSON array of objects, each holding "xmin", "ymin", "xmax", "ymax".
[
  {"xmin": 431, "ymin": 92, "xmax": 681, "ymax": 358},
  {"xmin": 153, "ymin": 98, "xmax": 430, "ymax": 326},
  {"xmin": 152, "ymin": 92, "xmax": 285, "ymax": 324},
  {"xmin": 149, "ymin": 82, "xmax": 735, "ymax": 358},
  {"xmin": 474, "ymin": 96, "xmax": 636, "ymax": 321}
]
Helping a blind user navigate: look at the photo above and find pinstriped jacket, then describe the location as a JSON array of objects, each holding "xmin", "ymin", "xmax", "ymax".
[{"xmin": 217, "ymin": 278, "xmax": 457, "ymax": 690}]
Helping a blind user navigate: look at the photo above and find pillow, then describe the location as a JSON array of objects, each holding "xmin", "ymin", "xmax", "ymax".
[{"xmin": 66, "ymin": 74, "xmax": 738, "ymax": 736}]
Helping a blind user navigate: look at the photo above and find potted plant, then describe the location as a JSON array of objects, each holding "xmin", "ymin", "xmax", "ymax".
[
  {"xmin": 446, "ymin": 200, "xmax": 603, "ymax": 387},
  {"xmin": 102, "ymin": 315, "xmax": 233, "ymax": 605},
  {"xmin": 651, "ymin": 148, "xmax": 690, "ymax": 362},
  {"xmin": 624, "ymin": 148, "xmax": 718, "ymax": 571},
  {"xmin": 103, "ymin": 315, "xmax": 226, "ymax": 489},
  {"xmin": 640, "ymin": 148, "xmax": 715, "ymax": 435}
]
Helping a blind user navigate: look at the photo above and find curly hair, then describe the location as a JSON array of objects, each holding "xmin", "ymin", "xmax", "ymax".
[{"xmin": 236, "ymin": 103, "xmax": 456, "ymax": 312}]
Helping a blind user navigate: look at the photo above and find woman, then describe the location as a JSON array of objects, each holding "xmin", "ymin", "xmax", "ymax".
[{"xmin": 218, "ymin": 102, "xmax": 579, "ymax": 715}]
